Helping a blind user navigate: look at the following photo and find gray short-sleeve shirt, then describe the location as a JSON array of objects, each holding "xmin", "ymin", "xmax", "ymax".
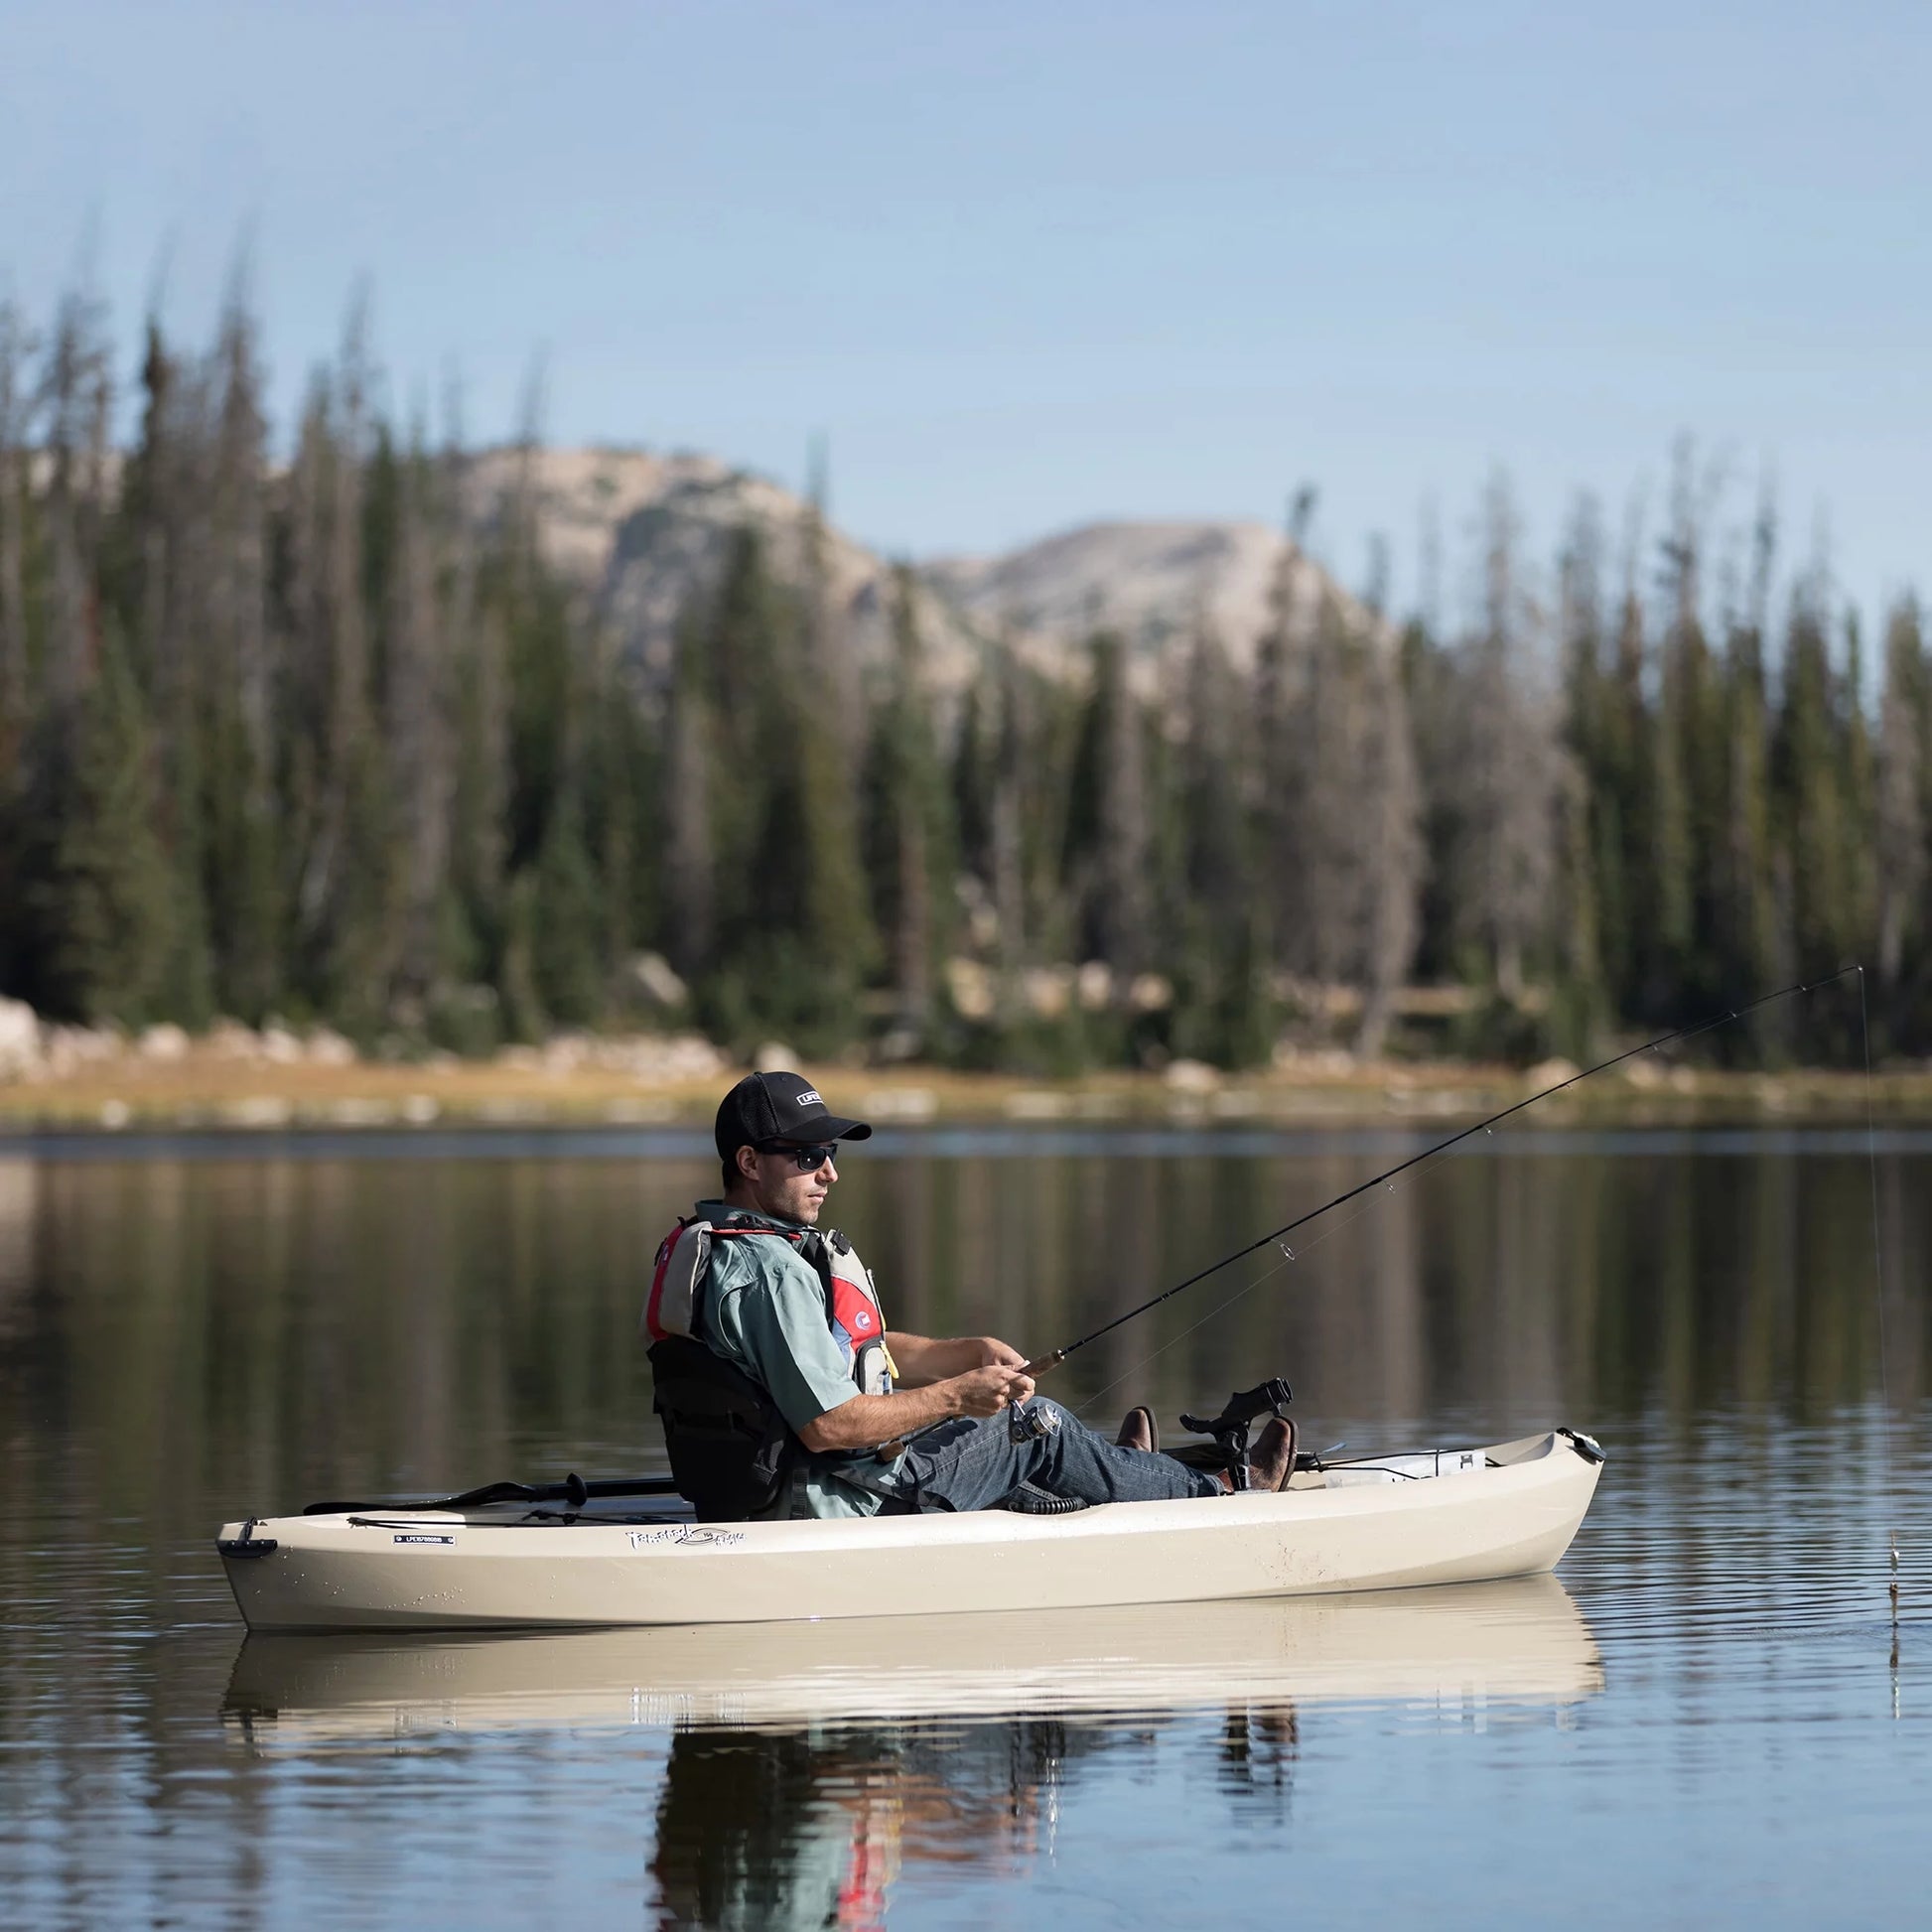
[{"xmin": 690, "ymin": 1200, "xmax": 896, "ymax": 1519}]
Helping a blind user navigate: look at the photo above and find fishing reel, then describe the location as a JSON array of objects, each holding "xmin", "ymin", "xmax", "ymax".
[
  {"xmin": 1178, "ymin": 1378, "xmax": 1293, "ymax": 1492},
  {"xmin": 1007, "ymin": 1398, "xmax": 1062, "ymax": 1447}
]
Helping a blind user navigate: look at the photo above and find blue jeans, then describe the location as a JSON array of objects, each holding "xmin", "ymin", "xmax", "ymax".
[{"xmin": 893, "ymin": 1399, "xmax": 1222, "ymax": 1511}]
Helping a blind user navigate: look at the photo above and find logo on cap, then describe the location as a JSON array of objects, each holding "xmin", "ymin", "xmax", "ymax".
[{"xmin": 796, "ymin": 1088, "xmax": 823, "ymax": 1108}]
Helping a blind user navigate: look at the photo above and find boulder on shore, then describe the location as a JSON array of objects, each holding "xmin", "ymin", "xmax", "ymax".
[{"xmin": 0, "ymin": 998, "xmax": 42, "ymax": 1081}]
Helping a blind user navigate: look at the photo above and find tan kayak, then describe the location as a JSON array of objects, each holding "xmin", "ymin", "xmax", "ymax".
[
  {"xmin": 216, "ymin": 1428, "xmax": 1603, "ymax": 1632},
  {"xmin": 221, "ymin": 1571, "xmax": 1603, "ymax": 1741}
]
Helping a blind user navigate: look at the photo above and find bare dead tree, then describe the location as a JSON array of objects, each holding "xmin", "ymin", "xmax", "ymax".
[
  {"xmin": 388, "ymin": 447, "xmax": 455, "ymax": 998},
  {"xmin": 1455, "ymin": 472, "xmax": 1559, "ymax": 999},
  {"xmin": 990, "ymin": 632, "xmax": 1029, "ymax": 988},
  {"xmin": 1091, "ymin": 631, "xmax": 1151, "ymax": 985},
  {"xmin": 1354, "ymin": 638, "xmax": 1424, "ymax": 1055},
  {"xmin": 36, "ymin": 288, "xmax": 114, "ymax": 733},
  {"xmin": 663, "ymin": 614, "xmax": 715, "ymax": 976},
  {"xmin": 0, "ymin": 301, "xmax": 34, "ymax": 750},
  {"xmin": 1253, "ymin": 516, "xmax": 1309, "ymax": 960}
]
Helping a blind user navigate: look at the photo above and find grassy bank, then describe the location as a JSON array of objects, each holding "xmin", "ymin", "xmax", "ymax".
[{"xmin": 3, "ymin": 1041, "xmax": 1929, "ymax": 1134}]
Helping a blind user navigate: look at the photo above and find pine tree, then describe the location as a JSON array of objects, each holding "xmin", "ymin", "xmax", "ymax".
[
  {"xmin": 1875, "ymin": 597, "xmax": 1927, "ymax": 995},
  {"xmin": 1557, "ymin": 496, "xmax": 1613, "ymax": 1026},
  {"xmin": 788, "ymin": 497, "xmax": 876, "ymax": 1034},
  {"xmin": 1715, "ymin": 492, "xmax": 1780, "ymax": 1005},
  {"xmin": 95, "ymin": 312, "xmax": 212, "ymax": 1024},
  {"xmin": 29, "ymin": 628, "xmax": 178, "ymax": 1024},
  {"xmin": 284, "ymin": 319, "xmax": 399, "ymax": 1031},
  {"xmin": 1839, "ymin": 611, "xmax": 1878, "ymax": 983},
  {"xmin": 0, "ymin": 301, "xmax": 30, "ymax": 751},
  {"xmin": 201, "ymin": 286, "xmax": 275, "ymax": 1021},
  {"xmin": 1172, "ymin": 618, "xmax": 1249, "ymax": 1055},
  {"xmin": 0, "ymin": 301, "xmax": 38, "ymax": 997},
  {"xmin": 1773, "ymin": 572, "xmax": 1852, "ymax": 984},
  {"xmin": 1654, "ymin": 445, "xmax": 1726, "ymax": 1006},
  {"xmin": 863, "ymin": 567, "xmax": 953, "ymax": 1042}
]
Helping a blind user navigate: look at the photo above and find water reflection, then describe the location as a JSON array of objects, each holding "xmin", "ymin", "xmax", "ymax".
[
  {"xmin": 220, "ymin": 1582, "xmax": 1601, "ymax": 1928},
  {"xmin": 220, "ymin": 1580, "xmax": 1602, "ymax": 1737},
  {"xmin": 648, "ymin": 1720, "xmax": 1146, "ymax": 1929},
  {"xmin": 0, "ymin": 1131, "xmax": 1922, "ymax": 1534},
  {"xmin": 0, "ymin": 1130, "xmax": 1926, "ymax": 1931}
]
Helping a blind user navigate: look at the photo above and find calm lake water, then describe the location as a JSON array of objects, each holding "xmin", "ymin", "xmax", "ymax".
[{"xmin": 1, "ymin": 1125, "xmax": 1927, "ymax": 1928}]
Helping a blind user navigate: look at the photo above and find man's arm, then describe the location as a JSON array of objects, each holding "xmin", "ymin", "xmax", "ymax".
[
  {"xmin": 798, "ymin": 1361, "xmax": 1035, "ymax": 1453},
  {"xmin": 885, "ymin": 1332, "xmax": 1028, "ymax": 1387}
]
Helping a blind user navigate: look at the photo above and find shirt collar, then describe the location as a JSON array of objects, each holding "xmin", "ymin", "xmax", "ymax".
[{"xmin": 698, "ymin": 1197, "xmax": 811, "ymax": 1233}]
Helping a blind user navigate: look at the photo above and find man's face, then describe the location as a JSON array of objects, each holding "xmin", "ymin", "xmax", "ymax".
[{"xmin": 739, "ymin": 1143, "xmax": 839, "ymax": 1224}]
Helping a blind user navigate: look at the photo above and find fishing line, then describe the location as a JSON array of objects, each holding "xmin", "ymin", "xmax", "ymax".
[
  {"xmin": 1073, "ymin": 983, "xmax": 1733, "ymax": 1421},
  {"xmin": 1857, "ymin": 965, "xmax": 1905, "ymax": 1695},
  {"xmin": 1071, "ymin": 1136, "xmax": 1449, "ymax": 1421},
  {"xmin": 1027, "ymin": 967, "xmax": 1860, "ymax": 1381}
]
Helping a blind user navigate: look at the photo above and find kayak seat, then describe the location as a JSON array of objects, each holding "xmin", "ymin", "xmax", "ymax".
[{"xmin": 647, "ymin": 1335, "xmax": 801, "ymax": 1523}]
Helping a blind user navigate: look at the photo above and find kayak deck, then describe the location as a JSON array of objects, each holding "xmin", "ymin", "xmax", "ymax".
[{"xmin": 217, "ymin": 1429, "xmax": 1603, "ymax": 1632}]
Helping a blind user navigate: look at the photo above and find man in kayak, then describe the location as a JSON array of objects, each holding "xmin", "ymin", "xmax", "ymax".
[{"xmin": 650, "ymin": 1070, "xmax": 1294, "ymax": 1520}]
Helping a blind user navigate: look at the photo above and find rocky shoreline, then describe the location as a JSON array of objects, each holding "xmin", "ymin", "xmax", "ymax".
[{"xmin": 0, "ymin": 997, "xmax": 1925, "ymax": 1133}]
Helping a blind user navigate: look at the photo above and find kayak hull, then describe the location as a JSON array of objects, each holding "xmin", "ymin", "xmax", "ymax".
[{"xmin": 218, "ymin": 1429, "xmax": 1602, "ymax": 1632}]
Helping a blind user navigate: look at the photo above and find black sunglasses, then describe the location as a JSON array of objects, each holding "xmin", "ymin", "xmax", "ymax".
[{"xmin": 760, "ymin": 1141, "xmax": 842, "ymax": 1172}]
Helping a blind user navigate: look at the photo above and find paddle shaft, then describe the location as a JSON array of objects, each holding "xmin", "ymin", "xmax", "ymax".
[
  {"xmin": 1023, "ymin": 969, "xmax": 1856, "ymax": 1376},
  {"xmin": 304, "ymin": 1473, "xmax": 679, "ymax": 1515}
]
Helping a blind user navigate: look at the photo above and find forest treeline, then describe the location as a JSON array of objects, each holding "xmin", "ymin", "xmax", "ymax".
[{"xmin": 0, "ymin": 286, "xmax": 1926, "ymax": 1069}]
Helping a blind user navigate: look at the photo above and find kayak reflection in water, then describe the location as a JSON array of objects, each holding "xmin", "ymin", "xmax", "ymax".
[
  {"xmin": 647, "ymin": 1708, "xmax": 1297, "ymax": 1929},
  {"xmin": 645, "ymin": 1072, "xmax": 1296, "ymax": 1522}
]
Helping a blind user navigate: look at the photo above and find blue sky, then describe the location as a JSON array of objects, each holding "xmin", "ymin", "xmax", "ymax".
[{"xmin": 4, "ymin": 0, "xmax": 1926, "ymax": 622}]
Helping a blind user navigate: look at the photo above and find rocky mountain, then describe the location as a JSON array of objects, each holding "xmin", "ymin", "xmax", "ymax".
[
  {"xmin": 925, "ymin": 519, "xmax": 1346, "ymax": 675},
  {"xmin": 465, "ymin": 446, "xmax": 1368, "ymax": 698}
]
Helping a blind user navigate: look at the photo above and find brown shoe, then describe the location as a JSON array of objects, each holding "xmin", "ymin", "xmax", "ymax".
[
  {"xmin": 1115, "ymin": 1406, "xmax": 1158, "ymax": 1452},
  {"xmin": 1214, "ymin": 1417, "xmax": 1297, "ymax": 1492},
  {"xmin": 1247, "ymin": 1417, "xmax": 1296, "ymax": 1491}
]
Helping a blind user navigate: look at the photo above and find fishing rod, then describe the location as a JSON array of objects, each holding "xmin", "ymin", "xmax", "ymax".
[{"xmin": 1021, "ymin": 966, "xmax": 1858, "ymax": 1379}]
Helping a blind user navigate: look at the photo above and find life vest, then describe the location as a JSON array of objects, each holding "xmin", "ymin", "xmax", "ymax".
[{"xmin": 642, "ymin": 1211, "xmax": 893, "ymax": 1520}]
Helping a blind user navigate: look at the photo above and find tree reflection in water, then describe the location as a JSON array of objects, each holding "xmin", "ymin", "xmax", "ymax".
[{"xmin": 648, "ymin": 1703, "xmax": 1298, "ymax": 1928}]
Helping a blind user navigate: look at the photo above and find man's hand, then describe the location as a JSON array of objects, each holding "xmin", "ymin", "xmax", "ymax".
[
  {"xmin": 950, "ymin": 1362, "xmax": 1035, "ymax": 1417},
  {"xmin": 971, "ymin": 1336, "xmax": 1029, "ymax": 1370},
  {"xmin": 885, "ymin": 1331, "xmax": 1031, "ymax": 1384},
  {"xmin": 797, "ymin": 1362, "xmax": 1037, "ymax": 1451}
]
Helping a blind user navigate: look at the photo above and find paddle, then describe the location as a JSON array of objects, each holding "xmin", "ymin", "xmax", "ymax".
[{"xmin": 302, "ymin": 1472, "xmax": 680, "ymax": 1515}]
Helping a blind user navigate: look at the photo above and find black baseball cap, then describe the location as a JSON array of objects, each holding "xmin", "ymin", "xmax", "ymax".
[{"xmin": 714, "ymin": 1070, "xmax": 874, "ymax": 1161}]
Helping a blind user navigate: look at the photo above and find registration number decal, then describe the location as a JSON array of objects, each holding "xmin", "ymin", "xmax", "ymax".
[{"xmin": 393, "ymin": 1533, "xmax": 456, "ymax": 1546}]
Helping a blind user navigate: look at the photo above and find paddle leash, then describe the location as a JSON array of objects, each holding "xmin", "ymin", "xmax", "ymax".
[{"xmin": 1021, "ymin": 967, "xmax": 1861, "ymax": 1380}]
